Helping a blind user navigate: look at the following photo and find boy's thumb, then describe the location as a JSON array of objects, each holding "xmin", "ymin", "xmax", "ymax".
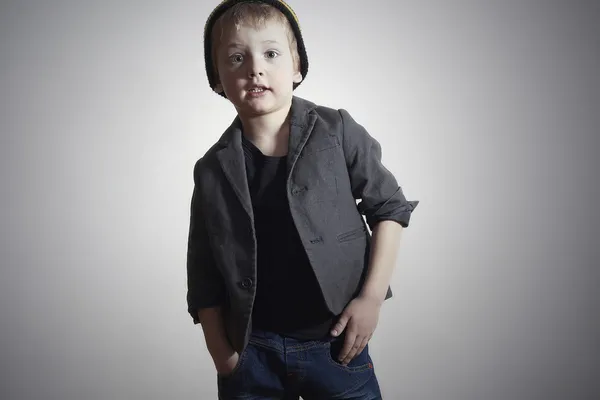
[{"xmin": 331, "ymin": 315, "xmax": 349, "ymax": 337}]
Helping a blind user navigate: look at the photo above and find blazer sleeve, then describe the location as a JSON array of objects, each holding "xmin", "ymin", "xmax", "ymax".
[
  {"xmin": 339, "ymin": 108, "xmax": 419, "ymax": 230},
  {"xmin": 186, "ymin": 160, "xmax": 226, "ymax": 324}
]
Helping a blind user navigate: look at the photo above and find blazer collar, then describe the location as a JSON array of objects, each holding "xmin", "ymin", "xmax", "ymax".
[{"xmin": 215, "ymin": 96, "xmax": 318, "ymax": 217}]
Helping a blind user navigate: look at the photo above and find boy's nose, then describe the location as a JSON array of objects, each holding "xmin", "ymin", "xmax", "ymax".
[{"xmin": 247, "ymin": 59, "xmax": 265, "ymax": 78}]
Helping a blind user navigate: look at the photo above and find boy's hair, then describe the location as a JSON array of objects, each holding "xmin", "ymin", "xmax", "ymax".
[
  {"xmin": 203, "ymin": 0, "xmax": 309, "ymax": 98},
  {"xmin": 211, "ymin": 2, "xmax": 301, "ymax": 77}
]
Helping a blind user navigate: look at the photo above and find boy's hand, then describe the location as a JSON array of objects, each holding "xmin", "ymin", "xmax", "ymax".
[{"xmin": 330, "ymin": 294, "xmax": 382, "ymax": 365}]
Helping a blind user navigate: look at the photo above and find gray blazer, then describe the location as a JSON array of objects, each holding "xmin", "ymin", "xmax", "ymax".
[{"xmin": 187, "ymin": 96, "xmax": 419, "ymax": 353}]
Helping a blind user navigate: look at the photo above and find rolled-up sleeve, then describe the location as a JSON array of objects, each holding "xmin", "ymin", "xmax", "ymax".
[
  {"xmin": 186, "ymin": 160, "xmax": 226, "ymax": 324},
  {"xmin": 339, "ymin": 109, "xmax": 419, "ymax": 230}
]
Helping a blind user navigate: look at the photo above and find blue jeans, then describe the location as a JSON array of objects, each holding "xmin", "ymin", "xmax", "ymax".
[{"xmin": 217, "ymin": 329, "xmax": 382, "ymax": 400}]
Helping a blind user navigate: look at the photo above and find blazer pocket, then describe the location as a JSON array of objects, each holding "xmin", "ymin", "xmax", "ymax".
[
  {"xmin": 300, "ymin": 136, "xmax": 340, "ymax": 158},
  {"xmin": 336, "ymin": 226, "xmax": 367, "ymax": 243}
]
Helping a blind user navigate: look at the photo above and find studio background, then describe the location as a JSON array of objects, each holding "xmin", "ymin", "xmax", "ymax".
[{"xmin": 1, "ymin": 1, "xmax": 598, "ymax": 399}]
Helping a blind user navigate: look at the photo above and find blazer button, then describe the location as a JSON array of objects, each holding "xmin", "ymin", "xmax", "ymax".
[
  {"xmin": 291, "ymin": 186, "xmax": 307, "ymax": 195},
  {"xmin": 240, "ymin": 277, "xmax": 253, "ymax": 289}
]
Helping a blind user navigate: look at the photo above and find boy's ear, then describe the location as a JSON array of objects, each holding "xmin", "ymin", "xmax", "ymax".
[
  {"xmin": 293, "ymin": 71, "xmax": 303, "ymax": 84},
  {"xmin": 214, "ymin": 83, "xmax": 224, "ymax": 93}
]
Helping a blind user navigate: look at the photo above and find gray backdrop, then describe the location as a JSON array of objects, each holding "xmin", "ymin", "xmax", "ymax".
[{"xmin": 1, "ymin": 0, "xmax": 598, "ymax": 399}]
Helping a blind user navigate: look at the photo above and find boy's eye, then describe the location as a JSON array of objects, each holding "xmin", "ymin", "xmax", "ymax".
[
  {"xmin": 229, "ymin": 54, "xmax": 243, "ymax": 63},
  {"xmin": 266, "ymin": 51, "xmax": 279, "ymax": 59}
]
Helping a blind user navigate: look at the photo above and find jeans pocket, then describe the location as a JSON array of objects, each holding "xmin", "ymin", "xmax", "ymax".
[
  {"xmin": 308, "ymin": 340, "xmax": 378, "ymax": 399},
  {"xmin": 326, "ymin": 340, "xmax": 374, "ymax": 372}
]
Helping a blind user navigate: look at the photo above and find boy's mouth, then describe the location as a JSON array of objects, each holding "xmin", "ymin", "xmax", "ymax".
[{"xmin": 247, "ymin": 85, "xmax": 268, "ymax": 93}]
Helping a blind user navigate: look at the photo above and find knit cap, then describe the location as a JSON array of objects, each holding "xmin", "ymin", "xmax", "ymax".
[{"xmin": 204, "ymin": 0, "xmax": 309, "ymax": 98}]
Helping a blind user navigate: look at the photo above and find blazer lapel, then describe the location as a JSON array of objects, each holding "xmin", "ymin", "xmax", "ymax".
[
  {"xmin": 215, "ymin": 117, "xmax": 254, "ymax": 218},
  {"xmin": 286, "ymin": 96, "xmax": 318, "ymax": 183}
]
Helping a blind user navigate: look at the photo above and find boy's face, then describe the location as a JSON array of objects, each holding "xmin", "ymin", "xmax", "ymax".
[{"xmin": 214, "ymin": 19, "xmax": 302, "ymax": 118}]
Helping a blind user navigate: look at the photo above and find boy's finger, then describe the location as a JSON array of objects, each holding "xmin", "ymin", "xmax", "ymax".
[
  {"xmin": 342, "ymin": 337, "xmax": 370, "ymax": 366},
  {"xmin": 357, "ymin": 336, "xmax": 370, "ymax": 358},
  {"xmin": 331, "ymin": 315, "xmax": 349, "ymax": 336},
  {"xmin": 341, "ymin": 339, "xmax": 364, "ymax": 365},
  {"xmin": 341, "ymin": 333, "xmax": 371, "ymax": 365},
  {"xmin": 339, "ymin": 333, "xmax": 358, "ymax": 364}
]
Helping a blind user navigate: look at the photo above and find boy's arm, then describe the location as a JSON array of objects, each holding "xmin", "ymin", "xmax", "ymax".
[
  {"xmin": 359, "ymin": 220, "xmax": 404, "ymax": 304},
  {"xmin": 186, "ymin": 163, "xmax": 226, "ymax": 321},
  {"xmin": 337, "ymin": 108, "xmax": 419, "ymax": 302},
  {"xmin": 338, "ymin": 108, "xmax": 419, "ymax": 230},
  {"xmin": 337, "ymin": 109, "xmax": 419, "ymax": 299},
  {"xmin": 187, "ymin": 161, "xmax": 236, "ymax": 363},
  {"xmin": 331, "ymin": 109, "xmax": 419, "ymax": 364}
]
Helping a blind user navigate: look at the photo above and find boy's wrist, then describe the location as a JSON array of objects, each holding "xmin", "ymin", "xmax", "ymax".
[
  {"xmin": 209, "ymin": 341, "xmax": 236, "ymax": 366},
  {"xmin": 358, "ymin": 289, "xmax": 385, "ymax": 306},
  {"xmin": 198, "ymin": 307, "xmax": 236, "ymax": 363}
]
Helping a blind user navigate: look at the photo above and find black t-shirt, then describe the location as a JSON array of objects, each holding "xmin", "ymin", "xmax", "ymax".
[{"xmin": 242, "ymin": 133, "xmax": 334, "ymax": 339}]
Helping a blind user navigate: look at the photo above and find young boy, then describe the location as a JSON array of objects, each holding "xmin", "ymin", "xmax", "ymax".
[{"xmin": 187, "ymin": 1, "xmax": 419, "ymax": 398}]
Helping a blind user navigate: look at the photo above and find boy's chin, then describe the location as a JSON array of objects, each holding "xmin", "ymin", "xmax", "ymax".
[
  {"xmin": 236, "ymin": 105, "xmax": 275, "ymax": 118},
  {"xmin": 234, "ymin": 95, "xmax": 290, "ymax": 113}
]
